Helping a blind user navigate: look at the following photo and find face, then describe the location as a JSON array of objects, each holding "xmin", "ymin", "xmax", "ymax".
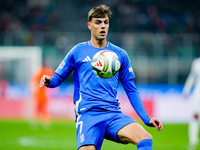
[{"xmin": 87, "ymin": 16, "xmax": 109, "ymax": 41}]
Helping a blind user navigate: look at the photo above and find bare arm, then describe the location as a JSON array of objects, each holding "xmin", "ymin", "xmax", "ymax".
[{"xmin": 39, "ymin": 75, "xmax": 52, "ymax": 88}]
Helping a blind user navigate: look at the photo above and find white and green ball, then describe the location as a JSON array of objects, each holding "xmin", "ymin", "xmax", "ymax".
[{"xmin": 91, "ymin": 50, "xmax": 121, "ymax": 78}]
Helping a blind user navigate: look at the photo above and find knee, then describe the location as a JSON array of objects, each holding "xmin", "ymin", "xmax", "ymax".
[
  {"xmin": 143, "ymin": 132, "xmax": 153, "ymax": 140},
  {"xmin": 136, "ymin": 133, "xmax": 153, "ymax": 149},
  {"xmin": 136, "ymin": 131, "xmax": 152, "ymax": 145},
  {"xmin": 194, "ymin": 114, "xmax": 199, "ymax": 119}
]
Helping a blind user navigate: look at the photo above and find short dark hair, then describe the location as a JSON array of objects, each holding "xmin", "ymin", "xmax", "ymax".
[{"xmin": 88, "ymin": 5, "xmax": 112, "ymax": 22}]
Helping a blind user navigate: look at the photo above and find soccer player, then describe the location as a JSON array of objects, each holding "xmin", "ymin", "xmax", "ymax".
[
  {"xmin": 40, "ymin": 5, "xmax": 163, "ymax": 150},
  {"xmin": 30, "ymin": 61, "xmax": 54, "ymax": 128},
  {"xmin": 183, "ymin": 57, "xmax": 200, "ymax": 148}
]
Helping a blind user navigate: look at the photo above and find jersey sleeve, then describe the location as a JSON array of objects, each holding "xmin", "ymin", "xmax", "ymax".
[
  {"xmin": 119, "ymin": 51, "xmax": 135, "ymax": 82},
  {"xmin": 46, "ymin": 73, "xmax": 65, "ymax": 88},
  {"xmin": 121, "ymin": 78, "xmax": 151, "ymax": 125},
  {"xmin": 55, "ymin": 46, "xmax": 76, "ymax": 78}
]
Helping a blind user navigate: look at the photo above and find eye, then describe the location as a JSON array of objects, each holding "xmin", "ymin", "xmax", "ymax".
[
  {"xmin": 95, "ymin": 20, "xmax": 101, "ymax": 24},
  {"xmin": 105, "ymin": 20, "xmax": 109, "ymax": 24}
]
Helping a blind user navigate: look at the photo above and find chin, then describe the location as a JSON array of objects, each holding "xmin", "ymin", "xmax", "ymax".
[
  {"xmin": 99, "ymin": 36, "xmax": 106, "ymax": 40},
  {"xmin": 98, "ymin": 38, "xmax": 106, "ymax": 42}
]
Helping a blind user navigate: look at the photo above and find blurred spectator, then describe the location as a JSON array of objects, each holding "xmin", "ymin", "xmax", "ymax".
[
  {"xmin": 182, "ymin": 57, "xmax": 200, "ymax": 148},
  {"xmin": 30, "ymin": 60, "xmax": 54, "ymax": 128},
  {"xmin": 0, "ymin": 80, "xmax": 9, "ymax": 100}
]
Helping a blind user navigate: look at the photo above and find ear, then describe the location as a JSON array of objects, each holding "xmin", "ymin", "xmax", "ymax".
[{"xmin": 87, "ymin": 22, "xmax": 91, "ymax": 30}]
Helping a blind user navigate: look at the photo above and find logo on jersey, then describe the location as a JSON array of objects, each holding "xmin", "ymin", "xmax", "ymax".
[
  {"xmin": 129, "ymin": 67, "xmax": 133, "ymax": 72},
  {"xmin": 80, "ymin": 133, "xmax": 84, "ymax": 142},
  {"xmin": 83, "ymin": 56, "xmax": 91, "ymax": 62},
  {"xmin": 59, "ymin": 61, "xmax": 65, "ymax": 69}
]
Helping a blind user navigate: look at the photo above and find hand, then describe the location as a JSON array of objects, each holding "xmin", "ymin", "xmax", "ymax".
[
  {"xmin": 149, "ymin": 118, "xmax": 163, "ymax": 131},
  {"xmin": 39, "ymin": 75, "xmax": 52, "ymax": 88},
  {"xmin": 182, "ymin": 93, "xmax": 188, "ymax": 100}
]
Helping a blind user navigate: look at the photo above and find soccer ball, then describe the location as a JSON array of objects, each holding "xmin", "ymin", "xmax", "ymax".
[{"xmin": 91, "ymin": 50, "xmax": 121, "ymax": 78}]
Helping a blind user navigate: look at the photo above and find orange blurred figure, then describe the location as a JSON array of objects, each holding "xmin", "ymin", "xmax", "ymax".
[
  {"xmin": 30, "ymin": 62, "xmax": 54, "ymax": 128},
  {"xmin": 0, "ymin": 80, "xmax": 9, "ymax": 100}
]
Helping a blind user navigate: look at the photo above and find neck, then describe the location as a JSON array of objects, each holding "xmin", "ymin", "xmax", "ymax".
[{"xmin": 90, "ymin": 37, "xmax": 107, "ymax": 48}]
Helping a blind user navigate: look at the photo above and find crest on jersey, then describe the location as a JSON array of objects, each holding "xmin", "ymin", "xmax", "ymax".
[
  {"xmin": 129, "ymin": 67, "xmax": 133, "ymax": 72},
  {"xmin": 59, "ymin": 61, "xmax": 65, "ymax": 69},
  {"xmin": 80, "ymin": 133, "xmax": 84, "ymax": 142}
]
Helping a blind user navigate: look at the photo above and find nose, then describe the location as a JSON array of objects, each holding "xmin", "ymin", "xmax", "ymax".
[
  {"xmin": 101, "ymin": 23, "xmax": 106, "ymax": 29},
  {"xmin": 101, "ymin": 21, "xmax": 107, "ymax": 26}
]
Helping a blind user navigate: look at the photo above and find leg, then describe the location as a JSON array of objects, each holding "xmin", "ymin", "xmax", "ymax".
[
  {"xmin": 189, "ymin": 113, "xmax": 199, "ymax": 147},
  {"xmin": 30, "ymin": 100, "xmax": 39, "ymax": 129},
  {"xmin": 117, "ymin": 123, "xmax": 152, "ymax": 149},
  {"xmin": 78, "ymin": 145, "xmax": 96, "ymax": 150},
  {"xmin": 189, "ymin": 97, "xmax": 200, "ymax": 147},
  {"xmin": 105, "ymin": 112, "xmax": 152, "ymax": 149},
  {"xmin": 41, "ymin": 101, "xmax": 50, "ymax": 128},
  {"xmin": 76, "ymin": 112, "xmax": 107, "ymax": 150}
]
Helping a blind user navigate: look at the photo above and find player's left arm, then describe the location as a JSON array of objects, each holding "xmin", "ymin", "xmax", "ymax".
[
  {"xmin": 148, "ymin": 117, "xmax": 163, "ymax": 131},
  {"xmin": 119, "ymin": 51, "xmax": 162, "ymax": 130},
  {"xmin": 121, "ymin": 79, "xmax": 163, "ymax": 131}
]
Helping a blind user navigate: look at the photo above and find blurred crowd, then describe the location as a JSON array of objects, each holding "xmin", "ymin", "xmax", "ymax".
[
  {"xmin": 0, "ymin": 0, "xmax": 200, "ymax": 33},
  {"xmin": 110, "ymin": 0, "xmax": 200, "ymax": 33},
  {"xmin": 0, "ymin": 0, "xmax": 58, "ymax": 32}
]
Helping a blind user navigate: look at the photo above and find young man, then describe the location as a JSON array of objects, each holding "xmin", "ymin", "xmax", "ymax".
[
  {"xmin": 40, "ymin": 5, "xmax": 163, "ymax": 150},
  {"xmin": 183, "ymin": 57, "xmax": 200, "ymax": 148}
]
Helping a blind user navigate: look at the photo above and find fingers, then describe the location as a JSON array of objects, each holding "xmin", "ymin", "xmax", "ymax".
[
  {"xmin": 150, "ymin": 118, "xmax": 163, "ymax": 131},
  {"xmin": 39, "ymin": 75, "xmax": 46, "ymax": 88},
  {"xmin": 156, "ymin": 120, "xmax": 163, "ymax": 131},
  {"xmin": 151, "ymin": 119, "xmax": 158, "ymax": 129},
  {"xmin": 39, "ymin": 75, "xmax": 51, "ymax": 88},
  {"xmin": 183, "ymin": 94, "xmax": 188, "ymax": 100}
]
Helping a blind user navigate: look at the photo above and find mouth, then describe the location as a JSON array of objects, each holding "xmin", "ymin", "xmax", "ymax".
[{"xmin": 100, "ymin": 31, "xmax": 106, "ymax": 36}]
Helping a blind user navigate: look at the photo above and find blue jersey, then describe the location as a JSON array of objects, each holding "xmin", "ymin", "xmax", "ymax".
[{"xmin": 55, "ymin": 41, "xmax": 135, "ymax": 115}]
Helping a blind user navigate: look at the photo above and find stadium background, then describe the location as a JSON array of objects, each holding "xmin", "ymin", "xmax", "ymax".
[{"xmin": 0, "ymin": 0, "xmax": 200, "ymax": 149}]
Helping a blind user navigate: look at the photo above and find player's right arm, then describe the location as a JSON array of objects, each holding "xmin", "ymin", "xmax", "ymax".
[
  {"xmin": 40, "ymin": 45, "xmax": 77, "ymax": 88},
  {"xmin": 39, "ymin": 73, "xmax": 65, "ymax": 88},
  {"xmin": 39, "ymin": 75, "xmax": 52, "ymax": 88}
]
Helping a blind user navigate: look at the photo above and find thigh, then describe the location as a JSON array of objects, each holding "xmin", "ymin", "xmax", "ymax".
[
  {"xmin": 78, "ymin": 145, "xmax": 96, "ymax": 150},
  {"xmin": 192, "ymin": 96, "xmax": 200, "ymax": 114},
  {"xmin": 117, "ymin": 122, "xmax": 152, "ymax": 145},
  {"xmin": 76, "ymin": 112, "xmax": 107, "ymax": 150},
  {"xmin": 105, "ymin": 112, "xmax": 136, "ymax": 143}
]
